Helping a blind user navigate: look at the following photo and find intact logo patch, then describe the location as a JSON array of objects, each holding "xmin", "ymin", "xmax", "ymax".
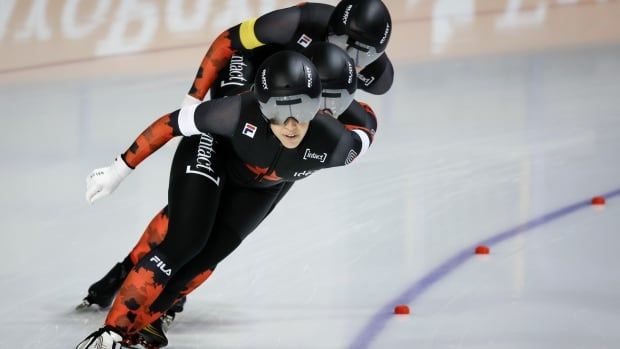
[
  {"xmin": 242, "ymin": 123, "xmax": 257, "ymax": 138},
  {"xmin": 297, "ymin": 34, "xmax": 312, "ymax": 48},
  {"xmin": 303, "ymin": 148, "xmax": 327, "ymax": 163}
]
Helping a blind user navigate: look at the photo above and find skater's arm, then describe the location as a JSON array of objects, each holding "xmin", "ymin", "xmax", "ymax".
[
  {"xmin": 85, "ymin": 96, "xmax": 242, "ymax": 204},
  {"xmin": 186, "ymin": 6, "xmax": 301, "ymax": 102},
  {"xmin": 327, "ymin": 126, "xmax": 371, "ymax": 168},
  {"xmin": 122, "ymin": 96, "xmax": 242, "ymax": 169},
  {"xmin": 121, "ymin": 113, "xmax": 177, "ymax": 169},
  {"xmin": 325, "ymin": 101, "xmax": 380, "ymax": 167},
  {"xmin": 338, "ymin": 100, "xmax": 378, "ymax": 145}
]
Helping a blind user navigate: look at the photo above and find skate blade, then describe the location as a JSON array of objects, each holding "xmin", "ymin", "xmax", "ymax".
[
  {"xmin": 75, "ymin": 299, "xmax": 93, "ymax": 311},
  {"xmin": 122, "ymin": 340, "xmax": 159, "ymax": 349}
]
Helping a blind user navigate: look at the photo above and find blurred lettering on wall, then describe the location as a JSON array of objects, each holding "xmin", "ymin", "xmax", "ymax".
[{"xmin": 1, "ymin": 0, "xmax": 619, "ymax": 78}]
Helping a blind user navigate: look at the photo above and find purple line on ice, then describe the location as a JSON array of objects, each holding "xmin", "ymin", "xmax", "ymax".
[{"xmin": 349, "ymin": 187, "xmax": 620, "ymax": 349}]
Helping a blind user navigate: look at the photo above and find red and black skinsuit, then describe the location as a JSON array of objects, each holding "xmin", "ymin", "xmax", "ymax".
[
  {"xmin": 96, "ymin": 2, "xmax": 388, "ymax": 336},
  {"xmin": 121, "ymin": 1, "xmax": 391, "ymax": 269},
  {"xmin": 195, "ymin": 2, "xmax": 393, "ymax": 100},
  {"xmin": 104, "ymin": 92, "xmax": 377, "ymax": 335}
]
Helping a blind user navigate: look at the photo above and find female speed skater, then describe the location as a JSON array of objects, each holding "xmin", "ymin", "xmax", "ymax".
[
  {"xmin": 80, "ymin": 0, "xmax": 394, "ymax": 311},
  {"xmin": 77, "ymin": 0, "xmax": 394, "ymax": 345},
  {"xmin": 80, "ymin": 0, "xmax": 394, "ymax": 306},
  {"xmin": 76, "ymin": 50, "xmax": 378, "ymax": 349},
  {"xmin": 78, "ymin": 42, "xmax": 379, "ymax": 348}
]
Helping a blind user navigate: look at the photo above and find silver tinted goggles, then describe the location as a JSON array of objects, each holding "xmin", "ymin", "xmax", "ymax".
[
  {"xmin": 328, "ymin": 34, "xmax": 383, "ymax": 69},
  {"xmin": 259, "ymin": 94, "xmax": 320, "ymax": 125},
  {"xmin": 320, "ymin": 89, "xmax": 354, "ymax": 118}
]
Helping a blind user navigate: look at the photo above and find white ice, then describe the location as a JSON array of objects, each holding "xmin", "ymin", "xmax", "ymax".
[{"xmin": 1, "ymin": 42, "xmax": 619, "ymax": 349}]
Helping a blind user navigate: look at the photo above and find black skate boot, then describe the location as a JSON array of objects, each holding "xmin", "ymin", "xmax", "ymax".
[
  {"xmin": 168, "ymin": 295, "xmax": 187, "ymax": 314},
  {"xmin": 77, "ymin": 256, "xmax": 134, "ymax": 310},
  {"xmin": 138, "ymin": 315, "xmax": 170, "ymax": 348},
  {"xmin": 138, "ymin": 296, "xmax": 187, "ymax": 348}
]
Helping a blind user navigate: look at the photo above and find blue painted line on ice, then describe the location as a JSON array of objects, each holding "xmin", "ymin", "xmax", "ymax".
[{"xmin": 349, "ymin": 188, "xmax": 620, "ymax": 349}]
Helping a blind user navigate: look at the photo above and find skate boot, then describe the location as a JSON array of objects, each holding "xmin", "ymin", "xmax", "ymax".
[
  {"xmin": 76, "ymin": 327, "xmax": 124, "ymax": 349},
  {"xmin": 138, "ymin": 315, "xmax": 170, "ymax": 348},
  {"xmin": 138, "ymin": 296, "xmax": 187, "ymax": 348},
  {"xmin": 168, "ymin": 295, "xmax": 187, "ymax": 314},
  {"xmin": 77, "ymin": 257, "xmax": 134, "ymax": 310}
]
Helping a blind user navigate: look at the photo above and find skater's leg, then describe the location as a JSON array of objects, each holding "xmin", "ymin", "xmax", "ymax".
[
  {"xmin": 78, "ymin": 207, "xmax": 170, "ymax": 309},
  {"xmin": 128, "ymin": 207, "xmax": 170, "ymax": 264},
  {"xmin": 105, "ymin": 134, "xmax": 226, "ymax": 334},
  {"xmin": 79, "ymin": 53, "xmax": 256, "ymax": 313},
  {"xmin": 135, "ymin": 182, "xmax": 286, "ymax": 347},
  {"xmin": 136, "ymin": 220, "xmax": 244, "ymax": 348},
  {"xmin": 77, "ymin": 255, "xmax": 134, "ymax": 309},
  {"xmin": 147, "ymin": 181, "xmax": 288, "ymax": 315}
]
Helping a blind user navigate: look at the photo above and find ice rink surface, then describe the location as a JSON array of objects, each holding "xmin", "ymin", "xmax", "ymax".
[{"xmin": 1, "ymin": 2, "xmax": 620, "ymax": 349}]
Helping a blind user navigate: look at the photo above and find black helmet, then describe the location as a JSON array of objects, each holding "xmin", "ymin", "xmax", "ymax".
[
  {"xmin": 254, "ymin": 51, "xmax": 321, "ymax": 124},
  {"xmin": 303, "ymin": 42, "xmax": 357, "ymax": 117},
  {"xmin": 328, "ymin": 0, "xmax": 392, "ymax": 68}
]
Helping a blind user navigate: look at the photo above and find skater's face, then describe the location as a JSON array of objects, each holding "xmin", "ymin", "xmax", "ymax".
[{"xmin": 270, "ymin": 117, "xmax": 309, "ymax": 149}]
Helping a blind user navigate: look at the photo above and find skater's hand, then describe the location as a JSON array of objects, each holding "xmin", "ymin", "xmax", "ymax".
[{"xmin": 85, "ymin": 156, "xmax": 132, "ymax": 204}]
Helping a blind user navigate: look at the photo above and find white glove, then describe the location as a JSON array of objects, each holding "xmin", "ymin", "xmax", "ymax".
[{"xmin": 85, "ymin": 156, "xmax": 132, "ymax": 204}]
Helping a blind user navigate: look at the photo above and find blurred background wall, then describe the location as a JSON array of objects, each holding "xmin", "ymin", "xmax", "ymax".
[{"xmin": 2, "ymin": 0, "xmax": 620, "ymax": 82}]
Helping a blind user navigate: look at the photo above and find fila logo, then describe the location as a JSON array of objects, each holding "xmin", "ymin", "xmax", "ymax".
[
  {"xmin": 150, "ymin": 255, "xmax": 172, "ymax": 276},
  {"xmin": 242, "ymin": 123, "xmax": 257, "ymax": 138},
  {"xmin": 297, "ymin": 34, "xmax": 312, "ymax": 48},
  {"xmin": 294, "ymin": 170, "xmax": 314, "ymax": 177},
  {"xmin": 303, "ymin": 148, "xmax": 327, "ymax": 163}
]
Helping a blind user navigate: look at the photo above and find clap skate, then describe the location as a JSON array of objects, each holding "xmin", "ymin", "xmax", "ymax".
[
  {"xmin": 76, "ymin": 258, "xmax": 133, "ymax": 310},
  {"xmin": 75, "ymin": 327, "xmax": 142, "ymax": 349},
  {"xmin": 137, "ymin": 296, "xmax": 186, "ymax": 348}
]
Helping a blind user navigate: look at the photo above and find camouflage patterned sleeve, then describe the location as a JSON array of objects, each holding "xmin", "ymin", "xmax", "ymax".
[
  {"xmin": 121, "ymin": 113, "xmax": 180, "ymax": 169},
  {"xmin": 187, "ymin": 30, "xmax": 238, "ymax": 101},
  {"xmin": 187, "ymin": 6, "xmax": 301, "ymax": 101}
]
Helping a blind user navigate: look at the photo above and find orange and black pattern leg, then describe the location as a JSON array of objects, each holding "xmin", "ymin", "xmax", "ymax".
[
  {"xmin": 178, "ymin": 269, "xmax": 214, "ymax": 297},
  {"xmin": 105, "ymin": 251, "xmax": 171, "ymax": 334},
  {"xmin": 106, "ymin": 136, "xmax": 226, "ymax": 334},
  {"xmin": 148, "ymin": 268, "xmax": 215, "ymax": 317},
  {"xmin": 128, "ymin": 207, "xmax": 170, "ymax": 265}
]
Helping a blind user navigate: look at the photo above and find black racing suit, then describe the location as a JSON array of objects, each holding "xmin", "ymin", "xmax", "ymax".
[
  {"xmin": 105, "ymin": 92, "xmax": 377, "ymax": 334},
  {"xmin": 101, "ymin": 2, "xmax": 388, "ymax": 336},
  {"xmin": 192, "ymin": 2, "xmax": 394, "ymax": 100}
]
